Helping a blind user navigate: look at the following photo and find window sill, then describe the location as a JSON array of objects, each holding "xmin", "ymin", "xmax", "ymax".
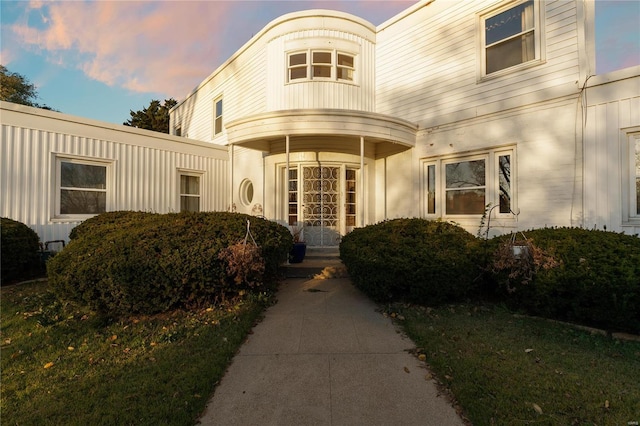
[
  {"xmin": 285, "ymin": 79, "xmax": 358, "ymax": 87},
  {"xmin": 51, "ymin": 214, "xmax": 100, "ymax": 223},
  {"xmin": 477, "ymin": 59, "xmax": 546, "ymax": 83}
]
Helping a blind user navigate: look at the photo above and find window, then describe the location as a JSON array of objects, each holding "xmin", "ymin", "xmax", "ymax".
[
  {"xmin": 423, "ymin": 148, "xmax": 515, "ymax": 217},
  {"xmin": 239, "ymin": 179, "xmax": 254, "ymax": 206},
  {"xmin": 425, "ymin": 164, "xmax": 436, "ymax": 214},
  {"xmin": 174, "ymin": 125, "xmax": 182, "ymax": 137},
  {"xmin": 213, "ymin": 97, "xmax": 223, "ymax": 137},
  {"xmin": 288, "ymin": 52, "xmax": 307, "ymax": 80},
  {"xmin": 345, "ymin": 168, "xmax": 357, "ymax": 227},
  {"xmin": 287, "ymin": 50, "xmax": 355, "ymax": 83},
  {"xmin": 180, "ymin": 174, "xmax": 200, "ymax": 212},
  {"xmin": 56, "ymin": 157, "xmax": 110, "ymax": 217},
  {"xmin": 288, "ymin": 168, "xmax": 298, "ymax": 225},
  {"xmin": 337, "ymin": 53, "xmax": 354, "ymax": 81},
  {"xmin": 481, "ymin": 0, "xmax": 540, "ymax": 76},
  {"xmin": 445, "ymin": 159, "xmax": 486, "ymax": 215},
  {"xmin": 627, "ymin": 133, "xmax": 640, "ymax": 219},
  {"xmin": 312, "ymin": 51, "xmax": 332, "ymax": 78}
]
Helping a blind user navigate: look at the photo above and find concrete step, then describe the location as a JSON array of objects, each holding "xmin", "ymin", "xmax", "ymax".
[{"xmin": 281, "ymin": 247, "xmax": 348, "ymax": 279}]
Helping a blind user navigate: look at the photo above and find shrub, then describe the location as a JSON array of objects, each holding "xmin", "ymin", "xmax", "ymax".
[
  {"xmin": 340, "ymin": 218, "xmax": 482, "ymax": 304},
  {"xmin": 1, "ymin": 217, "xmax": 41, "ymax": 284},
  {"xmin": 487, "ymin": 228, "xmax": 640, "ymax": 334},
  {"xmin": 47, "ymin": 211, "xmax": 292, "ymax": 317}
]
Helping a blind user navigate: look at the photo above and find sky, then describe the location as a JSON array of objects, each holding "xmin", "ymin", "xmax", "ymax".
[{"xmin": 1, "ymin": 0, "xmax": 639, "ymax": 126}]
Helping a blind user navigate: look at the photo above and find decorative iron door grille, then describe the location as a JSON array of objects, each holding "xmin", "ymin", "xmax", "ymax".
[{"xmin": 302, "ymin": 166, "xmax": 340, "ymax": 246}]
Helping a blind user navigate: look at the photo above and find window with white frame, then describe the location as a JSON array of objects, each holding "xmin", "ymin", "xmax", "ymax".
[
  {"xmin": 56, "ymin": 157, "xmax": 111, "ymax": 217},
  {"xmin": 179, "ymin": 173, "xmax": 201, "ymax": 212},
  {"xmin": 287, "ymin": 50, "xmax": 355, "ymax": 83},
  {"xmin": 423, "ymin": 148, "xmax": 514, "ymax": 217},
  {"xmin": 628, "ymin": 133, "xmax": 640, "ymax": 219},
  {"xmin": 481, "ymin": 0, "xmax": 541, "ymax": 76},
  {"xmin": 213, "ymin": 97, "xmax": 223, "ymax": 137}
]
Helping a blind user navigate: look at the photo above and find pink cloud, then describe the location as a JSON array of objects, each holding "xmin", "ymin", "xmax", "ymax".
[
  {"xmin": 7, "ymin": 0, "xmax": 416, "ymax": 97},
  {"xmin": 8, "ymin": 1, "xmax": 234, "ymax": 97}
]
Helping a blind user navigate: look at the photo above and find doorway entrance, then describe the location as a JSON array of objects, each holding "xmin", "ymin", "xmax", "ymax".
[{"xmin": 286, "ymin": 163, "xmax": 358, "ymax": 247}]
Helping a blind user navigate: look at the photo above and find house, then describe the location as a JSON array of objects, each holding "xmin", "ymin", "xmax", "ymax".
[{"xmin": 2, "ymin": 0, "xmax": 639, "ymax": 246}]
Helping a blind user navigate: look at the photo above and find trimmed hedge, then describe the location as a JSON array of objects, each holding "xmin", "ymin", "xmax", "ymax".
[
  {"xmin": 48, "ymin": 211, "xmax": 292, "ymax": 317},
  {"xmin": 1, "ymin": 217, "xmax": 41, "ymax": 285},
  {"xmin": 486, "ymin": 227, "xmax": 640, "ymax": 334},
  {"xmin": 339, "ymin": 218, "xmax": 481, "ymax": 304}
]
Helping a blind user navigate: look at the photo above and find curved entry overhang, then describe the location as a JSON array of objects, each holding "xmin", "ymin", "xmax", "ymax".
[{"xmin": 225, "ymin": 109, "xmax": 417, "ymax": 159}]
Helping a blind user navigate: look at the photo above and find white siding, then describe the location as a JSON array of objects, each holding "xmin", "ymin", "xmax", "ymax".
[
  {"xmin": 171, "ymin": 10, "xmax": 378, "ymax": 143},
  {"xmin": 399, "ymin": 96, "xmax": 582, "ymax": 236},
  {"xmin": 266, "ymin": 29, "xmax": 376, "ymax": 112},
  {"xmin": 376, "ymin": 0, "xmax": 587, "ymax": 128},
  {"xmin": 1, "ymin": 102, "xmax": 229, "ymax": 243},
  {"xmin": 583, "ymin": 68, "xmax": 640, "ymax": 234}
]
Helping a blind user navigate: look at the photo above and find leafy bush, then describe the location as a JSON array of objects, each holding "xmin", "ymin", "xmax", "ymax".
[
  {"xmin": 486, "ymin": 228, "xmax": 640, "ymax": 333},
  {"xmin": 1, "ymin": 217, "xmax": 41, "ymax": 284},
  {"xmin": 48, "ymin": 211, "xmax": 292, "ymax": 317},
  {"xmin": 340, "ymin": 218, "xmax": 481, "ymax": 304}
]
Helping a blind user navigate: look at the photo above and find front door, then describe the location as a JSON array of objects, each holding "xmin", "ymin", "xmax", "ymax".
[{"xmin": 286, "ymin": 164, "xmax": 358, "ymax": 247}]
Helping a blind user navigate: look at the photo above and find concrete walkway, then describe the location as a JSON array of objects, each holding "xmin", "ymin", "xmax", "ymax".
[{"xmin": 197, "ymin": 277, "xmax": 466, "ymax": 426}]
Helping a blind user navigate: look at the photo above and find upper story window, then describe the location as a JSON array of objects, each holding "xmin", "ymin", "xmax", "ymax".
[
  {"xmin": 287, "ymin": 49, "xmax": 355, "ymax": 83},
  {"xmin": 481, "ymin": 0, "xmax": 542, "ymax": 77},
  {"xmin": 337, "ymin": 53, "xmax": 355, "ymax": 81},
  {"xmin": 312, "ymin": 51, "xmax": 332, "ymax": 78},
  {"xmin": 213, "ymin": 97, "xmax": 223, "ymax": 138},
  {"xmin": 55, "ymin": 156, "xmax": 112, "ymax": 218}
]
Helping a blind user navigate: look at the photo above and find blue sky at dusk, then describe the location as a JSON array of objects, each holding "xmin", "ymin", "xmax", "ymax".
[{"xmin": 1, "ymin": 0, "xmax": 638, "ymax": 126}]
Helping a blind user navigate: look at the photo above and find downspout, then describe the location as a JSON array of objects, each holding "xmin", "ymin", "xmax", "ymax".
[
  {"xmin": 229, "ymin": 143, "xmax": 234, "ymax": 211},
  {"xmin": 360, "ymin": 136, "xmax": 365, "ymax": 227}
]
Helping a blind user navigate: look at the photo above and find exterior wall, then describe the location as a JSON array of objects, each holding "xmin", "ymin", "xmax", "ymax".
[
  {"xmin": 0, "ymin": 102, "xmax": 229, "ymax": 243},
  {"xmin": 171, "ymin": 10, "xmax": 377, "ymax": 144},
  {"xmin": 376, "ymin": 0, "xmax": 593, "ymax": 129},
  {"xmin": 406, "ymin": 95, "xmax": 582, "ymax": 236},
  {"xmin": 583, "ymin": 67, "xmax": 640, "ymax": 235}
]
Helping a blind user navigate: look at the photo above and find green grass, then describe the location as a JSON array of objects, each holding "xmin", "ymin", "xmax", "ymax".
[
  {"xmin": 396, "ymin": 303, "xmax": 640, "ymax": 425},
  {"xmin": 1, "ymin": 280, "xmax": 270, "ymax": 425}
]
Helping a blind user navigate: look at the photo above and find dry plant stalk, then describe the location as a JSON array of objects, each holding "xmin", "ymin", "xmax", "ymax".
[
  {"xmin": 490, "ymin": 239, "xmax": 560, "ymax": 293},
  {"xmin": 218, "ymin": 240, "xmax": 265, "ymax": 288}
]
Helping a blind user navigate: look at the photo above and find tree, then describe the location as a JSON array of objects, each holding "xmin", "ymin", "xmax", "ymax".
[
  {"xmin": 124, "ymin": 98, "xmax": 177, "ymax": 134},
  {"xmin": 0, "ymin": 65, "xmax": 54, "ymax": 110}
]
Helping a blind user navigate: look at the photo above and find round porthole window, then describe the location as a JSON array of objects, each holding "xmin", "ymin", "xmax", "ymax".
[{"xmin": 239, "ymin": 179, "xmax": 254, "ymax": 206}]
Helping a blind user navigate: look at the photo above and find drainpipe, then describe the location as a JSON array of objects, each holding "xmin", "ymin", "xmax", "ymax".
[
  {"xmin": 230, "ymin": 143, "xmax": 234, "ymax": 211},
  {"xmin": 360, "ymin": 136, "xmax": 364, "ymax": 227}
]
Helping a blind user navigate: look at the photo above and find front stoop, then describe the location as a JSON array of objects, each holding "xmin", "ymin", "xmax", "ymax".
[{"xmin": 281, "ymin": 248, "xmax": 348, "ymax": 279}]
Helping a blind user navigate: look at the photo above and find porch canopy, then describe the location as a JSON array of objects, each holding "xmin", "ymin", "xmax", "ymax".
[{"xmin": 225, "ymin": 109, "xmax": 417, "ymax": 158}]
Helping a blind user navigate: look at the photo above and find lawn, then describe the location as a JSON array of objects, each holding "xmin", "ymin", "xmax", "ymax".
[
  {"xmin": 396, "ymin": 303, "xmax": 640, "ymax": 425},
  {"xmin": 1, "ymin": 280, "xmax": 270, "ymax": 426}
]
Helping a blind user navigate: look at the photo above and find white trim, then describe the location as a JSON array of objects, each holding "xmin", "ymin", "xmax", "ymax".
[
  {"xmin": 421, "ymin": 146, "xmax": 516, "ymax": 221},
  {"xmin": 177, "ymin": 168, "xmax": 205, "ymax": 212},
  {"xmin": 477, "ymin": 0, "xmax": 546, "ymax": 82},
  {"xmin": 52, "ymin": 154, "xmax": 115, "ymax": 221},
  {"xmin": 622, "ymin": 129, "xmax": 640, "ymax": 224}
]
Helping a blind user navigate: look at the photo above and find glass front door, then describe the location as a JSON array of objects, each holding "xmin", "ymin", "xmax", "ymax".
[{"xmin": 286, "ymin": 163, "xmax": 358, "ymax": 247}]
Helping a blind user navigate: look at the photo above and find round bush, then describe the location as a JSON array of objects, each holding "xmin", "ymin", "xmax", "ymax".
[
  {"xmin": 47, "ymin": 211, "xmax": 292, "ymax": 317},
  {"xmin": 1, "ymin": 217, "xmax": 41, "ymax": 284},
  {"xmin": 340, "ymin": 218, "xmax": 481, "ymax": 304},
  {"xmin": 487, "ymin": 227, "xmax": 640, "ymax": 333}
]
